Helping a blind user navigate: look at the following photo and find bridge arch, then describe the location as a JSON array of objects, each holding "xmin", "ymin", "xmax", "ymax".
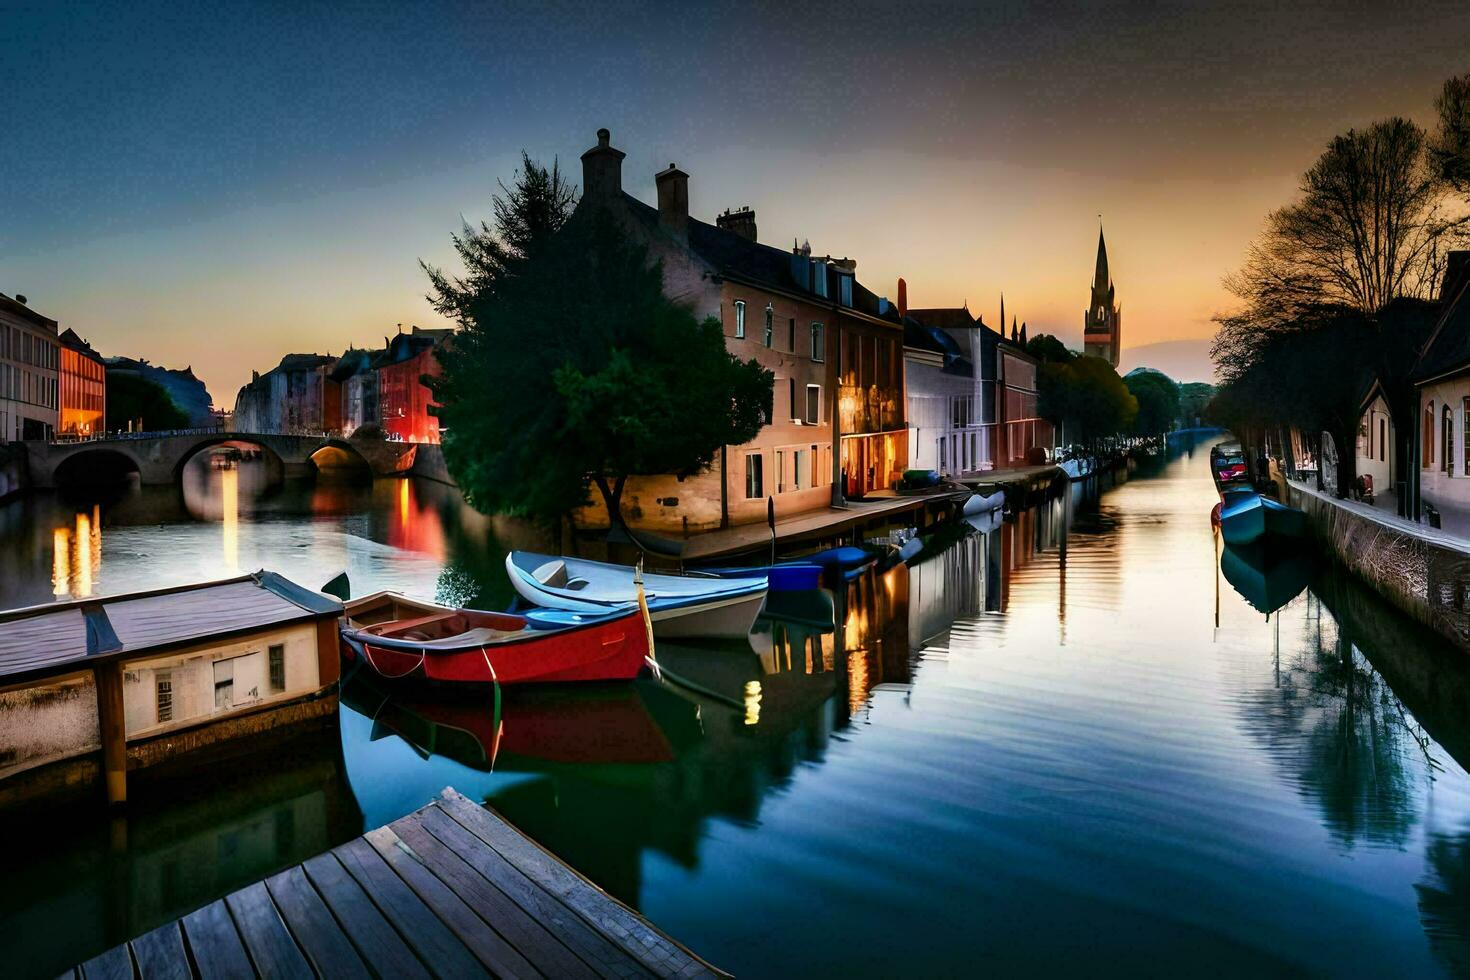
[
  {"xmin": 173, "ymin": 436, "xmax": 288, "ymax": 485},
  {"xmin": 53, "ymin": 448, "xmax": 144, "ymax": 491},
  {"xmin": 309, "ymin": 438, "xmax": 373, "ymax": 478}
]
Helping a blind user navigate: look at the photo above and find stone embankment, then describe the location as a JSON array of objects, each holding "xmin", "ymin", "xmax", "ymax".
[{"xmin": 1289, "ymin": 481, "xmax": 1470, "ymax": 654}]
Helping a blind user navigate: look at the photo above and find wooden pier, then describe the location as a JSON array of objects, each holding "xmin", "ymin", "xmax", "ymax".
[{"xmin": 66, "ymin": 787, "xmax": 726, "ymax": 979}]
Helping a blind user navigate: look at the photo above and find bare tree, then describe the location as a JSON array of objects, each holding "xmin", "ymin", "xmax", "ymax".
[
  {"xmin": 1221, "ymin": 118, "xmax": 1465, "ymax": 328},
  {"xmin": 1431, "ymin": 73, "xmax": 1470, "ymax": 198}
]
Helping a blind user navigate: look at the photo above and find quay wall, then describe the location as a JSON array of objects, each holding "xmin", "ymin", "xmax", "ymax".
[
  {"xmin": 409, "ymin": 442, "xmax": 458, "ymax": 487},
  {"xmin": 1289, "ymin": 482, "xmax": 1470, "ymax": 654},
  {"xmin": 0, "ymin": 442, "xmax": 28, "ymax": 500}
]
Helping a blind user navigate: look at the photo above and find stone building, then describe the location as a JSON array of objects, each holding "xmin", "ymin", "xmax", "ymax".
[
  {"xmin": 0, "ymin": 292, "xmax": 60, "ymax": 442},
  {"xmin": 58, "ymin": 329, "xmax": 107, "ymax": 438},
  {"xmin": 232, "ymin": 353, "xmax": 339, "ymax": 434},
  {"xmin": 1083, "ymin": 225, "xmax": 1122, "ymax": 366},
  {"xmin": 572, "ymin": 129, "xmax": 906, "ymax": 533}
]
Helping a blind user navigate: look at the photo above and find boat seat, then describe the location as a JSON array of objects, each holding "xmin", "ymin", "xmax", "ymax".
[
  {"xmin": 534, "ymin": 560, "xmax": 569, "ymax": 587},
  {"xmin": 531, "ymin": 560, "xmax": 590, "ymax": 591},
  {"xmin": 408, "ymin": 626, "xmax": 524, "ymax": 649}
]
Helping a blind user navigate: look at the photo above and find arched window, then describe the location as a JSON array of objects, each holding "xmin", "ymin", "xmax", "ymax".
[
  {"xmin": 1446, "ymin": 404, "xmax": 1456, "ymax": 476},
  {"xmin": 1379, "ymin": 417, "xmax": 1386, "ymax": 462},
  {"xmin": 1425, "ymin": 403, "xmax": 1435, "ymax": 469}
]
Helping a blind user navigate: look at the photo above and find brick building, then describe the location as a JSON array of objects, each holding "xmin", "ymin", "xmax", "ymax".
[
  {"xmin": 0, "ymin": 293, "xmax": 60, "ymax": 442},
  {"xmin": 58, "ymin": 329, "xmax": 107, "ymax": 437}
]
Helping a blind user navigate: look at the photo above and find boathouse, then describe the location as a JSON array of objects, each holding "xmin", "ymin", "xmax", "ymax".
[{"xmin": 0, "ymin": 571, "xmax": 343, "ymax": 809}]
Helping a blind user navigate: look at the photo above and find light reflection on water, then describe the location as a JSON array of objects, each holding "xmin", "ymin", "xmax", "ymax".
[{"xmin": 6, "ymin": 436, "xmax": 1470, "ymax": 977}]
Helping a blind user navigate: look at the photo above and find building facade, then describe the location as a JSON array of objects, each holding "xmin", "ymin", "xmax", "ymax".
[
  {"xmin": 571, "ymin": 129, "xmax": 905, "ymax": 532},
  {"xmin": 58, "ymin": 329, "xmax": 107, "ymax": 438},
  {"xmin": 378, "ymin": 327, "xmax": 450, "ymax": 444},
  {"xmin": 332, "ymin": 348, "xmax": 380, "ymax": 437},
  {"xmin": 0, "ymin": 293, "xmax": 60, "ymax": 442},
  {"xmin": 1083, "ymin": 225, "xmax": 1122, "ymax": 366},
  {"xmin": 233, "ymin": 354, "xmax": 338, "ymax": 434},
  {"xmin": 1413, "ymin": 252, "xmax": 1470, "ymax": 519},
  {"xmin": 905, "ymin": 299, "xmax": 996, "ymax": 477},
  {"xmin": 1355, "ymin": 381, "xmax": 1395, "ymax": 498}
]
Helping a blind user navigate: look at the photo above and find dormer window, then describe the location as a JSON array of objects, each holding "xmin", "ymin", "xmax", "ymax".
[
  {"xmin": 839, "ymin": 275, "xmax": 853, "ymax": 307},
  {"xmin": 812, "ymin": 261, "xmax": 828, "ymax": 298},
  {"xmin": 734, "ymin": 300, "xmax": 746, "ymax": 339}
]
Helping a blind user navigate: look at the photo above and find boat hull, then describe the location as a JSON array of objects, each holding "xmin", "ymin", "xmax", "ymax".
[
  {"xmin": 340, "ymin": 609, "xmax": 648, "ymax": 685},
  {"xmin": 1218, "ymin": 492, "xmax": 1308, "ymax": 548}
]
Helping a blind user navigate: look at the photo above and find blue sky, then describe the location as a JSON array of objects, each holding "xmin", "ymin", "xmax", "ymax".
[{"xmin": 4, "ymin": 1, "xmax": 1469, "ymax": 398}]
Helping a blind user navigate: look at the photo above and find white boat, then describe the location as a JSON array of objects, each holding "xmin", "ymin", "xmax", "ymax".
[
  {"xmin": 961, "ymin": 489, "xmax": 1005, "ymax": 517},
  {"xmin": 1059, "ymin": 456, "xmax": 1094, "ymax": 480},
  {"xmin": 505, "ymin": 552, "xmax": 768, "ymax": 641}
]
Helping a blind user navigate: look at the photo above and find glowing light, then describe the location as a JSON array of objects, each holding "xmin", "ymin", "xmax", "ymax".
[
  {"xmin": 52, "ymin": 528, "xmax": 70, "ymax": 597},
  {"xmin": 74, "ymin": 511, "xmax": 93, "ymax": 598},
  {"xmin": 398, "ymin": 478, "xmax": 410, "ymax": 525},
  {"xmin": 221, "ymin": 465, "xmax": 239, "ymax": 571},
  {"xmin": 743, "ymin": 680, "xmax": 762, "ymax": 726}
]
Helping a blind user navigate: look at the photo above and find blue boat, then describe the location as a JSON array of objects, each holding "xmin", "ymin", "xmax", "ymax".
[
  {"xmin": 702, "ymin": 563, "xmax": 824, "ymax": 592},
  {"xmin": 1218, "ymin": 490, "xmax": 1308, "ymax": 548}
]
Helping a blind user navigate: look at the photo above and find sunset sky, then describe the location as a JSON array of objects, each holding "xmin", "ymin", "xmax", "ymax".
[{"xmin": 4, "ymin": 1, "xmax": 1469, "ymax": 402}]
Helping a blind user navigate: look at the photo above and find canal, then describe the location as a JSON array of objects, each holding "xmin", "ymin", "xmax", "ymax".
[{"xmin": 5, "ymin": 436, "xmax": 1470, "ymax": 977}]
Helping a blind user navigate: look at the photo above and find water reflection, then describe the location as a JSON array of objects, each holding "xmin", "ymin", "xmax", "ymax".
[
  {"xmin": 0, "ymin": 452, "xmax": 517, "ymax": 611},
  {"xmin": 13, "ymin": 434, "xmax": 1470, "ymax": 977}
]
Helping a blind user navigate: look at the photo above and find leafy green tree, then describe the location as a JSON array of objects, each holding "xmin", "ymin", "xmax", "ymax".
[
  {"xmin": 105, "ymin": 372, "xmax": 188, "ymax": 431},
  {"xmin": 1038, "ymin": 355, "xmax": 1137, "ymax": 449},
  {"xmin": 1177, "ymin": 382, "xmax": 1215, "ymax": 428},
  {"xmin": 432, "ymin": 204, "xmax": 772, "ymax": 528},
  {"xmin": 1125, "ymin": 370, "xmax": 1180, "ymax": 437}
]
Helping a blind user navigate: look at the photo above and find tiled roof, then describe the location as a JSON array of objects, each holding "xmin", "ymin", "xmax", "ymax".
[
  {"xmin": 0, "ymin": 292, "xmax": 58, "ymax": 330},
  {"xmin": 620, "ymin": 194, "xmax": 900, "ymax": 325}
]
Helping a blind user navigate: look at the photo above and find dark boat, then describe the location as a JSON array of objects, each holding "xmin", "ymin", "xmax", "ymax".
[
  {"xmin": 1220, "ymin": 542, "xmax": 1314, "ymax": 615},
  {"xmin": 340, "ymin": 592, "xmax": 649, "ymax": 685},
  {"xmin": 1210, "ymin": 444, "xmax": 1251, "ymax": 493},
  {"xmin": 1217, "ymin": 489, "xmax": 1308, "ymax": 548}
]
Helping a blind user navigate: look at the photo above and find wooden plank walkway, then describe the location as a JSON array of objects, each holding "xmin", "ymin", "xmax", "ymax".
[{"xmin": 63, "ymin": 787, "xmax": 727, "ymax": 979}]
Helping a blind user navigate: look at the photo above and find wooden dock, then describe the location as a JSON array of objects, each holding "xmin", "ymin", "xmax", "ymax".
[{"xmin": 66, "ymin": 787, "xmax": 726, "ymax": 979}]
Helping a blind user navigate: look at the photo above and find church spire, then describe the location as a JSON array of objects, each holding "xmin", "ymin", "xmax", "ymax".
[{"xmin": 1093, "ymin": 219, "xmax": 1110, "ymax": 292}]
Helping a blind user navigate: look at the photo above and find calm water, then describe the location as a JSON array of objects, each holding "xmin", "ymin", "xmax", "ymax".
[{"xmin": 6, "ymin": 438, "xmax": 1470, "ymax": 977}]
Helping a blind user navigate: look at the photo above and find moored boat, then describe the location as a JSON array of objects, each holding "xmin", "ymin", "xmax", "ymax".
[
  {"xmin": 1217, "ymin": 489, "xmax": 1308, "ymax": 548},
  {"xmin": 506, "ymin": 552, "xmax": 768, "ymax": 640},
  {"xmin": 340, "ymin": 591, "xmax": 649, "ymax": 685}
]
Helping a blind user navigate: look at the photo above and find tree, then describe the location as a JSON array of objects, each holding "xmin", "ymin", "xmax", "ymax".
[
  {"xmin": 1125, "ymin": 370, "xmax": 1180, "ymax": 437},
  {"xmin": 1025, "ymin": 333, "xmax": 1075, "ymax": 364},
  {"xmin": 1215, "ymin": 118, "xmax": 1465, "ymax": 382},
  {"xmin": 1177, "ymin": 382, "xmax": 1215, "ymax": 428},
  {"xmin": 105, "ymin": 372, "xmax": 188, "ymax": 431},
  {"xmin": 1038, "ymin": 355, "xmax": 1137, "ymax": 448},
  {"xmin": 421, "ymin": 152, "xmax": 578, "ymax": 323},
  {"xmin": 431, "ymin": 203, "xmax": 772, "ymax": 528},
  {"xmin": 1432, "ymin": 72, "xmax": 1470, "ymax": 198}
]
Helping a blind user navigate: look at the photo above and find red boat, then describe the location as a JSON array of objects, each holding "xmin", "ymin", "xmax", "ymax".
[{"xmin": 340, "ymin": 592, "xmax": 649, "ymax": 685}]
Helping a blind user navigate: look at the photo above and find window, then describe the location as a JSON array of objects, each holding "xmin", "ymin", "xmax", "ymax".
[
  {"xmin": 788, "ymin": 318, "xmax": 795, "ymax": 352},
  {"xmin": 794, "ymin": 449, "xmax": 807, "ymax": 490},
  {"xmin": 1425, "ymin": 403, "xmax": 1435, "ymax": 468},
  {"xmin": 1445, "ymin": 404, "xmax": 1455, "ymax": 475},
  {"xmin": 764, "ymin": 309, "xmax": 773, "ymax": 347},
  {"xmin": 811, "ymin": 322, "xmax": 824, "ymax": 362},
  {"xmin": 1381, "ymin": 418, "xmax": 1388, "ymax": 464},
  {"xmin": 811, "ymin": 444, "xmax": 820, "ymax": 486},
  {"xmin": 269, "ymin": 644, "xmax": 286, "ymax": 693},
  {"xmin": 214, "ymin": 659, "xmax": 234, "ymax": 709},
  {"xmin": 938, "ymin": 438, "xmax": 946, "ymax": 471},
  {"xmin": 789, "ymin": 378, "xmax": 798, "ymax": 421},
  {"xmin": 734, "ymin": 300, "xmax": 746, "ymax": 339},
  {"xmin": 775, "ymin": 450, "xmax": 786, "ymax": 493},
  {"xmin": 156, "ymin": 674, "xmax": 173, "ymax": 723},
  {"xmin": 805, "ymin": 384, "xmax": 821, "ymax": 425},
  {"xmin": 745, "ymin": 453, "xmax": 763, "ymax": 499}
]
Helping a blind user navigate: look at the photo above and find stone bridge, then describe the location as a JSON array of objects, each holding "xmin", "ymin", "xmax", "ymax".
[{"xmin": 23, "ymin": 430, "xmax": 419, "ymax": 489}]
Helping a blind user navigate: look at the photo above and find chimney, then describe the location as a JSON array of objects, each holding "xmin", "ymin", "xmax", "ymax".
[
  {"xmin": 897, "ymin": 278, "xmax": 908, "ymax": 318},
  {"xmin": 580, "ymin": 127, "xmax": 625, "ymax": 202},
  {"xmin": 655, "ymin": 163, "xmax": 689, "ymax": 239},
  {"xmin": 14, "ymin": 294, "xmax": 26, "ymax": 305},
  {"xmin": 716, "ymin": 207, "xmax": 757, "ymax": 242}
]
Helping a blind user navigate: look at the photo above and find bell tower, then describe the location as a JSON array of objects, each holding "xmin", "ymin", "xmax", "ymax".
[{"xmin": 1083, "ymin": 222, "xmax": 1122, "ymax": 365}]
